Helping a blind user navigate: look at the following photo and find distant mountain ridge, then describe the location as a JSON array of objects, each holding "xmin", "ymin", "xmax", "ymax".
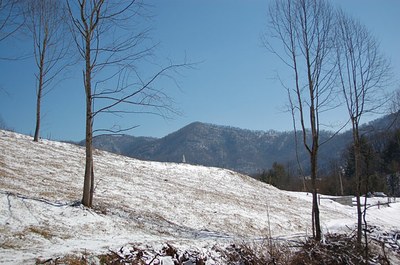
[
  {"xmin": 86, "ymin": 114, "xmax": 400, "ymax": 174},
  {"xmin": 86, "ymin": 122, "xmax": 336, "ymax": 174}
]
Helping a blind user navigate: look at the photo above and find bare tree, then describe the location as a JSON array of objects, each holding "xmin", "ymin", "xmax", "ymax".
[
  {"xmin": 266, "ymin": 0, "xmax": 337, "ymax": 240},
  {"xmin": 335, "ymin": 10, "xmax": 391, "ymax": 246},
  {"xmin": 67, "ymin": 0, "xmax": 189, "ymax": 208},
  {"xmin": 22, "ymin": 0, "xmax": 69, "ymax": 142}
]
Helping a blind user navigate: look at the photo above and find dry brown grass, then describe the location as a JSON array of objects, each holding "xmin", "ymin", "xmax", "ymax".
[{"xmin": 28, "ymin": 226, "xmax": 54, "ymax": 240}]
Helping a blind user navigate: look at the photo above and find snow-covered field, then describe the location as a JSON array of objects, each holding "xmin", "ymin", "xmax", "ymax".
[{"xmin": 0, "ymin": 130, "xmax": 399, "ymax": 264}]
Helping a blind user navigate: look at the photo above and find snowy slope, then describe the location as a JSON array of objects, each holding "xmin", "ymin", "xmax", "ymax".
[{"xmin": 0, "ymin": 130, "xmax": 398, "ymax": 264}]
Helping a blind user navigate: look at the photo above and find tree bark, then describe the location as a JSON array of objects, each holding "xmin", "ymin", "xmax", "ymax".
[
  {"xmin": 82, "ymin": 31, "xmax": 94, "ymax": 207},
  {"xmin": 33, "ymin": 84, "xmax": 42, "ymax": 142},
  {"xmin": 33, "ymin": 33, "xmax": 47, "ymax": 142},
  {"xmin": 352, "ymin": 119, "xmax": 363, "ymax": 244},
  {"xmin": 82, "ymin": 97, "xmax": 93, "ymax": 207},
  {"xmin": 311, "ymin": 145, "xmax": 321, "ymax": 240}
]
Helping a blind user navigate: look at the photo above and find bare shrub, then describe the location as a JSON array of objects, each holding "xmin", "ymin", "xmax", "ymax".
[
  {"xmin": 218, "ymin": 242, "xmax": 293, "ymax": 265},
  {"xmin": 290, "ymin": 233, "xmax": 390, "ymax": 265}
]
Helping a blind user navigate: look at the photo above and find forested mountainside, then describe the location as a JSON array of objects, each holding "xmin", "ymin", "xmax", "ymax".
[{"xmin": 86, "ymin": 113, "xmax": 400, "ymax": 174}]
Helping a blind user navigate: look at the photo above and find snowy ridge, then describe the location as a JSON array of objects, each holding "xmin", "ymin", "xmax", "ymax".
[{"xmin": 0, "ymin": 130, "xmax": 399, "ymax": 264}]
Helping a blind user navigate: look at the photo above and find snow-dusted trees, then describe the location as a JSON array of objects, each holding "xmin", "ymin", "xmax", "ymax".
[
  {"xmin": 22, "ymin": 0, "xmax": 69, "ymax": 142},
  {"xmin": 335, "ymin": 10, "xmax": 391, "ymax": 246},
  {"xmin": 266, "ymin": 0, "xmax": 337, "ymax": 241},
  {"xmin": 67, "ymin": 0, "xmax": 189, "ymax": 207}
]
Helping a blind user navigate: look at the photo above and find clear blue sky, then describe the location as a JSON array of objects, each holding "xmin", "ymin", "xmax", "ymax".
[{"xmin": 0, "ymin": 0, "xmax": 399, "ymax": 141}]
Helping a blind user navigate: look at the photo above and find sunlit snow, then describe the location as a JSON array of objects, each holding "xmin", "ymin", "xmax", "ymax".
[{"xmin": 0, "ymin": 130, "xmax": 399, "ymax": 264}]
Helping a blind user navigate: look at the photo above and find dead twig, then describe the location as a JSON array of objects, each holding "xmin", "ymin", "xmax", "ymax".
[{"xmin": 0, "ymin": 190, "xmax": 76, "ymax": 207}]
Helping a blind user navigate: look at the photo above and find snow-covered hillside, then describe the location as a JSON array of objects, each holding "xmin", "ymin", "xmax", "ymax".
[{"xmin": 0, "ymin": 130, "xmax": 399, "ymax": 264}]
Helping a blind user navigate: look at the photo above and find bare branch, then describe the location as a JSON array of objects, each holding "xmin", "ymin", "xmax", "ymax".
[
  {"xmin": 93, "ymin": 124, "xmax": 139, "ymax": 135},
  {"xmin": 0, "ymin": 0, "xmax": 24, "ymax": 42}
]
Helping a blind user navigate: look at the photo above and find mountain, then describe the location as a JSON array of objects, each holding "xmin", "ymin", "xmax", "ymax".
[
  {"xmin": 86, "ymin": 122, "xmax": 339, "ymax": 174},
  {"xmin": 128, "ymin": 122, "xmax": 295, "ymax": 173},
  {"xmin": 86, "ymin": 113, "xmax": 400, "ymax": 175},
  {"xmin": 88, "ymin": 123, "xmax": 299, "ymax": 173},
  {"xmin": 91, "ymin": 134, "xmax": 156, "ymax": 155}
]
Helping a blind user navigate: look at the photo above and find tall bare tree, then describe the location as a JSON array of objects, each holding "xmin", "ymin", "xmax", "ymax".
[
  {"xmin": 67, "ymin": 0, "xmax": 189, "ymax": 207},
  {"xmin": 335, "ymin": 10, "xmax": 391, "ymax": 245},
  {"xmin": 266, "ymin": 0, "xmax": 337, "ymax": 240},
  {"xmin": 22, "ymin": 0, "xmax": 69, "ymax": 142}
]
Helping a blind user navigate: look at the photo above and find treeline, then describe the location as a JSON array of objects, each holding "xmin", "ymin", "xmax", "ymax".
[{"xmin": 255, "ymin": 126, "xmax": 400, "ymax": 197}]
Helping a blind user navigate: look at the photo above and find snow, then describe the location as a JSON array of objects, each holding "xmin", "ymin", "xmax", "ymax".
[{"xmin": 0, "ymin": 130, "xmax": 399, "ymax": 264}]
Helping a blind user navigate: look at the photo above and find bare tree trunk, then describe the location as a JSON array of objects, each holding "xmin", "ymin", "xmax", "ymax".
[
  {"xmin": 311, "ymin": 145, "xmax": 321, "ymax": 240},
  {"xmin": 82, "ymin": 32, "xmax": 94, "ymax": 207},
  {"xmin": 33, "ymin": 36, "xmax": 47, "ymax": 142},
  {"xmin": 351, "ymin": 128, "xmax": 369, "ymax": 243},
  {"xmin": 363, "ymin": 173, "xmax": 369, "ymax": 259},
  {"xmin": 82, "ymin": 124, "xmax": 94, "ymax": 207},
  {"xmin": 356, "ymin": 189, "xmax": 362, "ymax": 243},
  {"xmin": 82, "ymin": 97, "xmax": 93, "ymax": 207},
  {"xmin": 33, "ymin": 82, "xmax": 42, "ymax": 142},
  {"xmin": 352, "ymin": 123, "xmax": 363, "ymax": 244}
]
